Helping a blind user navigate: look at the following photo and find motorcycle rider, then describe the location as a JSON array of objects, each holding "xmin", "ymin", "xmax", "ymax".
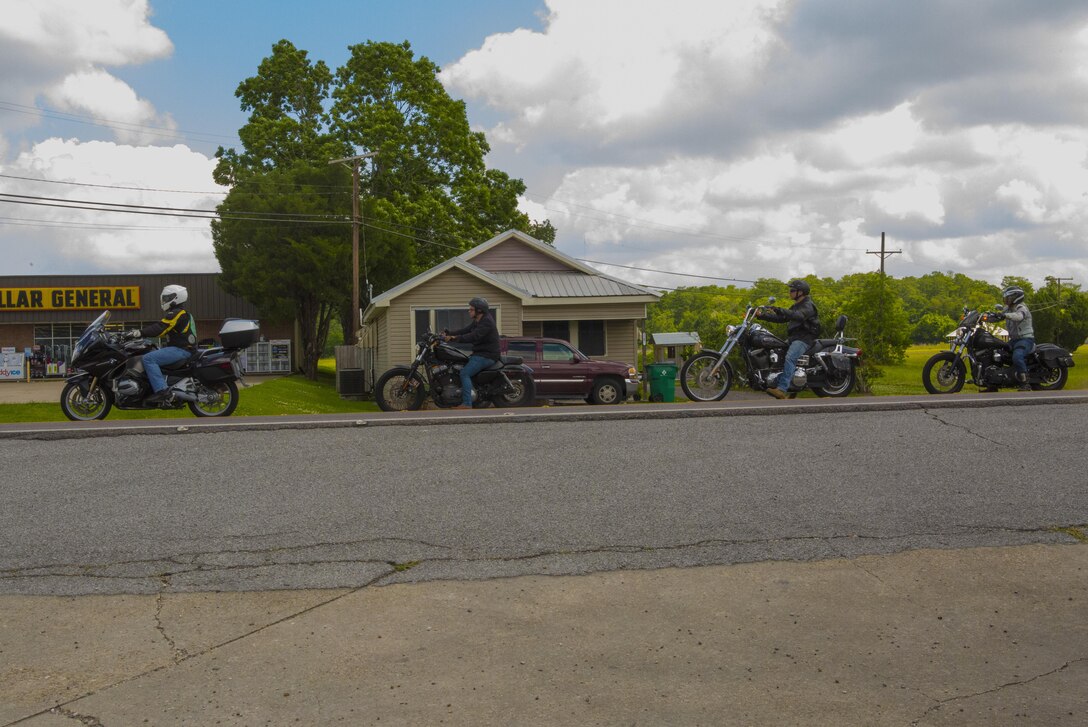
[
  {"xmin": 443, "ymin": 296, "xmax": 500, "ymax": 410},
  {"xmin": 127, "ymin": 284, "xmax": 197, "ymax": 404},
  {"xmin": 990, "ymin": 285, "xmax": 1034, "ymax": 391},
  {"xmin": 755, "ymin": 279, "xmax": 820, "ymax": 399}
]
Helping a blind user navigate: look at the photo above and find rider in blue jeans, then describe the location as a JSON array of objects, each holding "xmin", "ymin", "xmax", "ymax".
[
  {"xmin": 443, "ymin": 297, "xmax": 501, "ymax": 410},
  {"xmin": 127, "ymin": 284, "xmax": 197, "ymax": 404},
  {"xmin": 755, "ymin": 279, "xmax": 820, "ymax": 399}
]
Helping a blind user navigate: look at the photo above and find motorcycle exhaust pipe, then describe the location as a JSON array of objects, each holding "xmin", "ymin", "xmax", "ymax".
[{"xmin": 170, "ymin": 391, "xmax": 198, "ymax": 403}]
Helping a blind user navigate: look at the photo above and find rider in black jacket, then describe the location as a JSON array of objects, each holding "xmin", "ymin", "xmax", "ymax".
[
  {"xmin": 756, "ymin": 279, "xmax": 820, "ymax": 399},
  {"xmin": 444, "ymin": 297, "xmax": 500, "ymax": 409},
  {"xmin": 127, "ymin": 284, "xmax": 197, "ymax": 403}
]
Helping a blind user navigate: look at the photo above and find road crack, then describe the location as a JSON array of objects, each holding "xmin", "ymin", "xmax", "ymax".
[
  {"xmin": 911, "ymin": 658, "xmax": 1088, "ymax": 725},
  {"xmin": 922, "ymin": 408, "xmax": 1005, "ymax": 445}
]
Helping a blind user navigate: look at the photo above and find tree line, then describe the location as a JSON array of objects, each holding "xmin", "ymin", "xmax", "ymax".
[{"xmin": 647, "ymin": 271, "xmax": 1088, "ymax": 371}]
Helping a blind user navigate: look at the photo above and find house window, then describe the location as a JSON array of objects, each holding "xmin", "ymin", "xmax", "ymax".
[
  {"xmin": 412, "ymin": 306, "xmax": 498, "ymax": 345},
  {"xmin": 542, "ymin": 320, "xmax": 570, "ymax": 341},
  {"xmin": 578, "ymin": 320, "xmax": 606, "ymax": 356}
]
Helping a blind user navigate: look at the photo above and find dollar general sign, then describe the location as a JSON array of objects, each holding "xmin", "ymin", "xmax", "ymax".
[{"xmin": 0, "ymin": 287, "xmax": 141, "ymax": 311}]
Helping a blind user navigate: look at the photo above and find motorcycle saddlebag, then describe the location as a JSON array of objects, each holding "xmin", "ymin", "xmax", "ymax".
[
  {"xmin": 219, "ymin": 319, "xmax": 260, "ymax": 349},
  {"xmin": 820, "ymin": 352, "xmax": 853, "ymax": 373},
  {"xmin": 1034, "ymin": 343, "xmax": 1075, "ymax": 368}
]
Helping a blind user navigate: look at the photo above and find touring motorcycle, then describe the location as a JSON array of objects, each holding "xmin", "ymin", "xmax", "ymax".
[
  {"xmin": 60, "ymin": 310, "xmax": 259, "ymax": 420},
  {"xmin": 680, "ymin": 298, "xmax": 861, "ymax": 401},
  {"xmin": 921, "ymin": 306, "xmax": 1074, "ymax": 394},
  {"xmin": 375, "ymin": 332, "xmax": 536, "ymax": 411}
]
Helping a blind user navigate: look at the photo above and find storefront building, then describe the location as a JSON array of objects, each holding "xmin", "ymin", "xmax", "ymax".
[{"xmin": 0, "ymin": 273, "xmax": 296, "ymax": 379}]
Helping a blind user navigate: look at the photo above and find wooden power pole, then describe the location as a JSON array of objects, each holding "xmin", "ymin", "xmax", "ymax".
[
  {"xmin": 866, "ymin": 232, "xmax": 901, "ymax": 275},
  {"xmin": 329, "ymin": 151, "xmax": 378, "ymax": 344}
]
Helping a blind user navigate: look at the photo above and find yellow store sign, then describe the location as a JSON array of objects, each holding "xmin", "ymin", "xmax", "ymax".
[{"xmin": 0, "ymin": 287, "xmax": 141, "ymax": 311}]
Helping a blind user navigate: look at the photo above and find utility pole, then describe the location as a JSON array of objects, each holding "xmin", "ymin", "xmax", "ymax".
[
  {"xmin": 1045, "ymin": 275, "xmax": 1073, "ymax": 344},
  {"xmin": 866, "ymin": 232, "xmax": 901, "ymax": 275},
  {"xmin": 329, "ymin": 151, "xmax": 378, "ymax": 344}
]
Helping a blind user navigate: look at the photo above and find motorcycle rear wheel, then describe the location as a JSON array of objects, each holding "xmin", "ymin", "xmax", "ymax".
[
  {"xmin": 375, "ymin": 368, "xmax": 426, "ymax": 412},
  {"xmin": 680, "ymin": 352, "xmax": 732, "ymax": 401},
  {"xmin": 60, "ymin": 381, "xmax": 113, "ymax": 421},
  {"xmin": 921, "ymin": 352, "xmax": 966, "ymax": 394},
  {"xmin": 812, "ymin": 362, "xmax": 856, "ymax": 397},
  {"xmin": 493, "ymin": 372, "xmax": 536, "ymax": 407},
  {"xmin": 188, "ymin": 381, "xmax": 239, "ymax": 417},
  {"xmin": 1032, "ymin": 365, "xmax": 1068, "ymax": 391}
]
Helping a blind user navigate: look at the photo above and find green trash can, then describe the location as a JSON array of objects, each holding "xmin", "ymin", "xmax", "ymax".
[{"xmin": 646, "ymin": 363, "xmax": 678, "ymax": 402}]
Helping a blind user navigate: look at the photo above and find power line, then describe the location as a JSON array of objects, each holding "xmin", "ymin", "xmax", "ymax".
[
  {"xmin": 0, "ymin": 100, "xmax": 239, "ymax": 145},
  {"xmin": 577, "ymin": 259, "xmax": 756, "ymax": 284}
]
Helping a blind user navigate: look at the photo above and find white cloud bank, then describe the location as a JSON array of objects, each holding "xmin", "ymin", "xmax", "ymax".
[
  {"xmin": 443, "ymin": 0, "xmax": 1088, "ymax": 289},
  {"xmin": 0, "ymin": 0, "xmax": 218, "ymax": 275}
]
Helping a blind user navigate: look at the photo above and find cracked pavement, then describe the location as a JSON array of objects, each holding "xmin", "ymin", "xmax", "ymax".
[{"xmin": 2, "ymin": 401, "xmax": 1086, "ymax": 724}]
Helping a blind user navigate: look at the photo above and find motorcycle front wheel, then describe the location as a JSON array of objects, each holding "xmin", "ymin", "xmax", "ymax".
[
  {"xmin": 921, "ymin": 352, "xmax": 966, "ymax": 394},
  {"xmin": 680, "ymin": 352, "xmax": 733, "ymax": 401},
  {"xmin": 375, "ymin": 367, "xmax": 426, "ymax": 412},
  {"xmin": 812, "ymin": 362, "xmax": 856, "ymax": 397},
  {"xmin": 60, "ymin": 381, "xmax": 113, "ymax": 421},
  {"xmin": 189, "ymin": 381, "xmax": 239, "ymax": 417},
  {"xmin": 493, "ymin": 372, "xmax": 536, "ymax": 407},
  {"xmin": 1032, "ymin": 365, "xmax": 1068, "ymax": 391}
]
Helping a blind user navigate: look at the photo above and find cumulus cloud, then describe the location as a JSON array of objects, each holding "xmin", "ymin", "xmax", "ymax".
[
  {"xmin": 446, "ymin": 0, "xmax": 1088, "ymax": 288},
  {"xmin": 1, "ymin": 138, "xmax": 225, "ymax": 274}
]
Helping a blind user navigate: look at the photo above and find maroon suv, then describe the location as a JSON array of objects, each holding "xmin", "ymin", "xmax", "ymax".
[{"xmin": 500, "ymin": 337, "xmax": 639, "ymax": 404}]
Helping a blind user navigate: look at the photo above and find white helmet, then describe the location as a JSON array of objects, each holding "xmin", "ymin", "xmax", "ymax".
[{"xmin": 160, "ymin": 284, "xmax": 188, "ymax": 311}]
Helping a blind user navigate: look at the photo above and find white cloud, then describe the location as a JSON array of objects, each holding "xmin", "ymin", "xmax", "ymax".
[
  {"xmin": 44, "ymin": 68, "xmax": 177, "ymax": 145},
  {"xmin": 475, "ymin": 1, "xmax": 1088, "ymax": 287},
  {"xmin": 1, "ymin": 138, "xmax": 225, "ymax": 273}
]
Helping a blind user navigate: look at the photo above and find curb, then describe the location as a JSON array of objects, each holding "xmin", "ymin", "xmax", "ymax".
[{"xmin": 1, "ymin": 392, "xmax": 1085, "ymax": 441}]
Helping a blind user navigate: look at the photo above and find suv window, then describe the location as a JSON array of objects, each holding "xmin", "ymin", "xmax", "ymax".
[
  {"xmin": 507, "ymin": 340, "xmax": 538, "ymax": 360},
  {"xmin": 542, "ymin": 342, "xmax": 576, "ymax": 362}
]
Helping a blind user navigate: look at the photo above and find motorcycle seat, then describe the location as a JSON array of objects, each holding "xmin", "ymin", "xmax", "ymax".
[
  {"xmin": 501, "ymin": 355, "xmax": 523, "ymax": 366},
  {"xmin": 162, "ymin": 351, "xmax": 199, "ymax": 370}
]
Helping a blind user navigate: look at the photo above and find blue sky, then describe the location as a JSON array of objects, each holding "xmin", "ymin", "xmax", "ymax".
[{"xmin": 3, "ymin": 1, "xmax": 1088, "ymax": 289}]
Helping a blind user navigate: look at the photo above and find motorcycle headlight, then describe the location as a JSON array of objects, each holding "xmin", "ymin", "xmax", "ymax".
[{"xmin": 725, "ymin": 325, "xmax": 737, "ymax": 335}]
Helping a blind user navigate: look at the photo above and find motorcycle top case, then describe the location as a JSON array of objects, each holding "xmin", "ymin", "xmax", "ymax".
[{"xmin": 219, "ymin": 319, "xmax": 260, "ymax": 349}]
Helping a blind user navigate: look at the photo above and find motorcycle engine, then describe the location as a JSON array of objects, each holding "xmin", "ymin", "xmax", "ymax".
[
  {"xmin": 981, "ymin": 366, "xmax": 1014, "ymax": 386},
  {"xmin": 113, "ymin": 377, "xmax": 144, "ymax": 402},
  {"xmin": 432, "ymin": 369, "xmax": 462, "ymax": 406}
]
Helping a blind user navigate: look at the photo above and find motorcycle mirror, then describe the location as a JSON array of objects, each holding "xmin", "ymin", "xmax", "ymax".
[{"xmin": 767, "ymin": 296, "xmax": 776, "ymax": 304}]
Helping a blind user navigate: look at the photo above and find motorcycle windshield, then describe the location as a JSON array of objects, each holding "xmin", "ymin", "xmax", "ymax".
[{"xmin": 72, "ymin": 311, "xmax": 111, "ymax": 363}]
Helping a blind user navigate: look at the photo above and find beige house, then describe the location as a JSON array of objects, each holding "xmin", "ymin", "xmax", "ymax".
[{"xmin": 356, "ymin": 229, "xmax": 660, "ymax": 392}]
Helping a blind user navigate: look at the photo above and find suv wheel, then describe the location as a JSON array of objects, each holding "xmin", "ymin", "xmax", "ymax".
[{"xmin": 590, "ymin": 377, "xmax": 623, "ymax": 405}]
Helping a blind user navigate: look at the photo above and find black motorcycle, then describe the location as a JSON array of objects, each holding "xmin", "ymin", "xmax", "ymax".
[
  {"xmin": 60, "ymin": 310, "xmax": 258, "ymax": 420},
  {"xmin": 680, "ymin": 298, "xmax": 861, "ymax": 401},
  {"xmin": 921, "ymin": 306, "xmax": 1074, "ymax": 394},
  {"xmin": 375, "ymin": 332, "xmax": 536, "ymax": 411}
]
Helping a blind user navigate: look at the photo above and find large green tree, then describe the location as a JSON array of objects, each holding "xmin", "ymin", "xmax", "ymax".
[
  {"xmin": 212, "ymin": 39, "xmax": 553, "ymax": 378},
  {"xmin": 212, "ymin": 41, "xmax": 349, "ymax": 379}
]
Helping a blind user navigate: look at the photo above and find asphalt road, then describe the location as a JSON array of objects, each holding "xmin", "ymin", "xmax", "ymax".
[{"xmin": 2, "ymin": 398, "xmax": 1085, "ymax": 597}]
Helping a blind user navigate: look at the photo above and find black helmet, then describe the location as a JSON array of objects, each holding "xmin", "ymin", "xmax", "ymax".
[
  {"xmin": 468, "ymin": 296, "xmax": 489, "ymax": 314},
  {"xmin": 1002, "ymin": 286, "xmax": 1024, "ymax": 306},
  {"xmin": 787, "ymin": 279, "xmax": 810, "ymax": 295}
]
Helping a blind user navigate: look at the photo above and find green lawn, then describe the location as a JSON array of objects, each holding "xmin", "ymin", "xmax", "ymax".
[{"xmin": 0, "ymin": 358, "xmax": 380, "ymax": 423}]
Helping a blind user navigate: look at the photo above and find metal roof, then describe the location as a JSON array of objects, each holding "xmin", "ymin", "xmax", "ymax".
[
  {"xmin": 651, "ymin": 332, "xmax": 701, "ymax": 345},
  {"xmin": 490, "ymin": 272, "xmax": 652, "ymax": 298}
]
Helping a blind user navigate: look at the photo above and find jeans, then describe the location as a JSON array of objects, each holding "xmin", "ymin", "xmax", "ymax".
[
  {"xmin": 776, "ymin": 340, "xmax": 809, "ymax": 392},
  {"xmin": 1010, "ymin": 338, "xmax": 1035, "ymax": 375},
  {"xmin": 460, "ymin": 355, "xmax": 493, "ymax": 406},
  {"xmin": 143, "ymin": 346, "xmax": 191, "ymax": 393}
]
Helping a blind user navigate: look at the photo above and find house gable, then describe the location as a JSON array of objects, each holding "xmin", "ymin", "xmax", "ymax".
[{"xmin": 468, "ymin": 238, "xmax": 573, "ymax": 273}]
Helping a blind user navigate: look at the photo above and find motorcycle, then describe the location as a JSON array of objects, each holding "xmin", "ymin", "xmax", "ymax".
[
  {"xmin": 921, "ymin": 306, "xmax": 1074, "ymax": 394},
  {"xmin": 60, "ymin": 310, "xmax": 258, "ymax": 421},
  {"xmin": 375, "ymin": 332, "xmax": 536, "ymax": 411},
  {"xmin": 680, "ymin": 298, "xmax": 861, "ymax": 401}
]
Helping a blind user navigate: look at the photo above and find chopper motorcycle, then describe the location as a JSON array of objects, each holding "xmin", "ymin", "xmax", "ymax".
[
  {"xmin": 60, "ymin": 311, "xmax": 259, "ymax": 420},
  {"xmin": 680, "ymin": 298, "xmax": 861, "ymax": 401},
  {"xmin": 921, "ymin": 306, "xmax": 1074, "ymax": 394},
  {"xmin": 374, "ymin": 332, "xmax": 536, "ymax": 411}
]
